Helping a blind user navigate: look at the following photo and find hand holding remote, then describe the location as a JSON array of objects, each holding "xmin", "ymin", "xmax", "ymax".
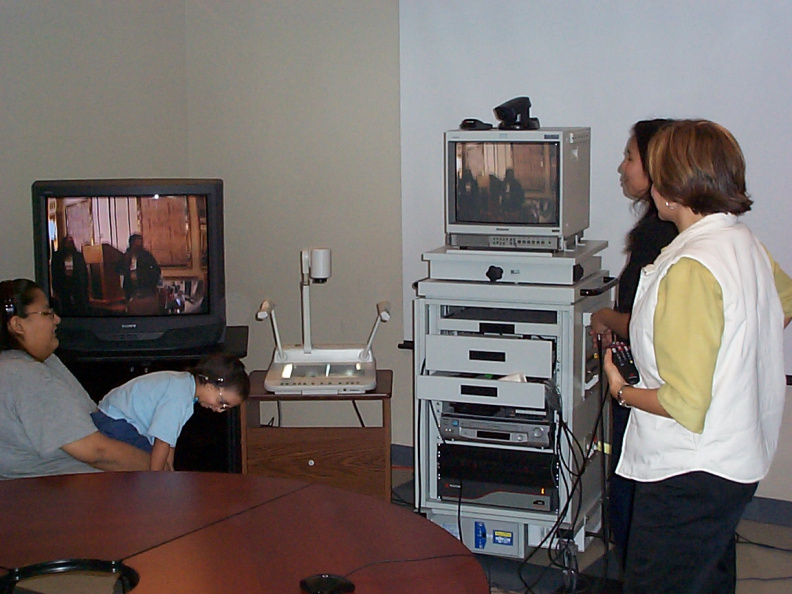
[{"xmin": 609, "ymin": 342, "xmax": 640, "ymax": 385}]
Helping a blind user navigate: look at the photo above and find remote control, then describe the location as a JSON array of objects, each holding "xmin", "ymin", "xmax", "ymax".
[{"xmin": 609, "ymin": 341, "xmax": 640, "ymax": 385}]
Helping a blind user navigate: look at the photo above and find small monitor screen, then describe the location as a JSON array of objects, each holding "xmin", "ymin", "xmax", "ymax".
[
  {"xmin": 453, "ymin": 141, "xmax": 560, "ymax": 226},
  {"xmin": 44, "ymin": 194, "xmax": 210, "ymax": 318}
]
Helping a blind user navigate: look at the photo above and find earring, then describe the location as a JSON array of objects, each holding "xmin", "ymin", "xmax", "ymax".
[{"xmin": 665, "ymin": 201, "xmax": 677, "ymax": 210}]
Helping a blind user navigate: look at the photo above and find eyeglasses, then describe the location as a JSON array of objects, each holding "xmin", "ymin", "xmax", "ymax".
[
  {"xmin": 197, "ymin": 374, "xmax": 231, "ymax": 412},
  {"xmin": 217, "ymin": 387, "xmax": 230, "ymax": 412},
  {"xmin": 25, "ymin": 309, "xmax": 57, "ymax": 319}
]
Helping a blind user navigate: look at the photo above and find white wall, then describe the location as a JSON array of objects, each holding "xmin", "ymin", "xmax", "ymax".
[
  {"xmin": 399, "ymin": 0, "xmax": 792, "ymax": 499},
  {"xmin": 399, "ymin": 0, "xmax": 792, "ymax": 373}
]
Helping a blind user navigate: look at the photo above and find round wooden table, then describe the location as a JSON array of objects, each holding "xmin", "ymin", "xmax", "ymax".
[{"xmin": 0, "ymin": 472, "xmax": 489, "ymax": 593}]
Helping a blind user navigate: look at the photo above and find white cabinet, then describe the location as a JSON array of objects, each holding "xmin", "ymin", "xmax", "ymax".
[{"xmin": 413, "ymin": 244, "xmax": 613, "ymax": 559}]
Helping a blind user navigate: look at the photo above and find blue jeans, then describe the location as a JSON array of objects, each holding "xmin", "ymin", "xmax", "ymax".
[{"xmin": 91, "ymin": 410, "xmax": 153, "ymax": 453}]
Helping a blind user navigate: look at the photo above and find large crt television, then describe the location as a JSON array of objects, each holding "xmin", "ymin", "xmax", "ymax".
[
  {"xmin": 445, "ymin": 128, "xmax": 591, "ymax": 251},
  {"xmin": 32, "ymin": 178, "xmax": 226, "ymax": 353}
]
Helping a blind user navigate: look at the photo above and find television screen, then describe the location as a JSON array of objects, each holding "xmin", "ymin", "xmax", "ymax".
[
  {"xmin": 33, "ymin": 179, "xmax": 225, "ymax": 352},
  {"xmin": 453, "ymin": 141, "xmax": 560, "ymax": 226}
]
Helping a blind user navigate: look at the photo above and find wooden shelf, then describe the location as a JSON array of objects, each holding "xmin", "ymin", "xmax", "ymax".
[{"xmin": 243, "ymin": 369, "xmax": 392, "ymax": 501}]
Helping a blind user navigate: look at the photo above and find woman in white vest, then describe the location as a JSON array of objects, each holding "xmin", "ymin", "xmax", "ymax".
[{"xmin": 603, "ymin": 119, "xmax": 792, "ymax": 593}]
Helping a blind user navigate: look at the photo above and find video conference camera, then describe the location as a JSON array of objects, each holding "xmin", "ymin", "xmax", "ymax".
[{"xmin": 494, "ymin": 96, "xmax": 540, "ymax": 130}]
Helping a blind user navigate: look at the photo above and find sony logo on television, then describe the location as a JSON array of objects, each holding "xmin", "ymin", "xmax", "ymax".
[{"xmin": 121, "ymin": 324, "xmax": 138, "ymax": 329}]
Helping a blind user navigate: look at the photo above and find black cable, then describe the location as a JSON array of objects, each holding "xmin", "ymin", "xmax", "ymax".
[
  {"xmin": 737, "ymin": 575, "xmax": 792, "ymax": 584},
  {"xmin": 573, "ymin": 375, "xmax": 610, "ymax": 594},
  {"xmin": 426, "ymin": 397, "xmax": 467, "ymax": 548},
  {"xmin": 736, "ymin": 531, "xmax": 792, "ymax": 553},
  {"xmin": 351, "ymin": 400, "xmax": 365, "ymax": 427},
  {"xmin": 414, "ymin": 358, "xmax": 426, "ymax": 515},
  {"xmin": 457, "ymin": 479, "xmax": 464, "ymax": 548},
  {"xmin": 520, "ymin": 369, "xmax": 611, "ymax": 594},
  {"xmin": 511, "ymin": 354, "xmax": 588, "ymax": 593},
  {"xmin": 550, "ymin": 421, "xmax": 586, "ymax": 590},
  {"xmin": 735, "ymin": 531, "xmax": 792, "ymax": 584},
  {"xmin": 587, "ymin": 333, "xmax": 613, "ymax": 594},
  {"xmin": 520, "ymin": 413, "xmax": 586, "ymax": 591}
]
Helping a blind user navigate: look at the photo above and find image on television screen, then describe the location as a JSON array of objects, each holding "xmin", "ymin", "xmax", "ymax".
[
  {"xmin": 454, "ymin": 141, "xmax": 560, "ymax": 225},
  {"xmin": 44, "ymin": 194, "xmax": 210, "ymax": 318}
]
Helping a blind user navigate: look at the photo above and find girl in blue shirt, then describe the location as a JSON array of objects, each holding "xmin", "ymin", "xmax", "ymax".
[{"xmin": 92, "ymin": 353, "xmax": 249, "ymax": 471}]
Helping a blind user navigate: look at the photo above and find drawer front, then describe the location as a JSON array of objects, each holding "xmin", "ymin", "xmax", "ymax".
[
  {"xmin": 425, "ymin": 334, "xmax": 553, "ymax": 378},
  {"xmin": 417, "ymin": 374, "xmax": 546, "ymax": 410},
  {"xmin": 245, "ymin": 426, "xmax": 388, "ymax": 500}
]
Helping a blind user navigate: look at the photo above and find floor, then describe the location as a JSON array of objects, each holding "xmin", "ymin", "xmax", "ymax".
[{"xmin": 391, "ymin": 466, "xmax": 792, "ymax": 594}]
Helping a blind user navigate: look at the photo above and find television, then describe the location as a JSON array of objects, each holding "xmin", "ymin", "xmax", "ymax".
[
  {"xmin": 32, "ymin": 178, "xmax": 226, "ymax": 353},
  {"xmin": 445, "ymin": 128, "xmax": 591, "ymax": 251}
]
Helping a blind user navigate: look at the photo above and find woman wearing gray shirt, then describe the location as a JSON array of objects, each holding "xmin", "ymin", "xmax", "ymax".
[{"xmin": 0, "ymin": 278, "xmax": 149, "ymax": 479}]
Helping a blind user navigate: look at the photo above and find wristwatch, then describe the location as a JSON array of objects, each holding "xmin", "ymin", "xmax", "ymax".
[{"xmin": 616, "ymin": 385, "xmax": 630, "ymax": 408}]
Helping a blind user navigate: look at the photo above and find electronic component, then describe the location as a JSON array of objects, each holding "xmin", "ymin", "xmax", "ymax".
[
  {"xmin": 256, "ymin": 248, "xmax": 389, "ymax": 395},
  {"xmin": 610, "ymin": 341, "xmax": 640, "ymax": 385},
  {"xmin": 440, "ymin": 413, "xmax": 552, "ymax": 448}
]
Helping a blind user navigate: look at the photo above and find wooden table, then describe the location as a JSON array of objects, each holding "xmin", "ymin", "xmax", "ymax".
[
  {"xmin": 243, "ymin": 369, "xmax": 392, "ymax": 501},
  {"xmin": 0, "ymin": 472, "xmax": 488, "ymax": 593}
]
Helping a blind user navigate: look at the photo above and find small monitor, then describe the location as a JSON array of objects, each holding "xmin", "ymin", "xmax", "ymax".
[{"xmin": 445, "ymin": 128, "xmax": 591, "ymax": 251}]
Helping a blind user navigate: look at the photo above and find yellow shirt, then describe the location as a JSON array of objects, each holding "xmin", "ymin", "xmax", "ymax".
[{"xmin": 653, "ymin": 254, "xmax": 792, "ymax": 433}]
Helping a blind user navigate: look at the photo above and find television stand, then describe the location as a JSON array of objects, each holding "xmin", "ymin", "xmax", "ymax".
[
  {"xmin": 59, "ymin": 325, "xmax": 249, "ymax": 473},
  {"xmin": 243, "ymin": 369, "xmax": 392, "ymax": 500}
]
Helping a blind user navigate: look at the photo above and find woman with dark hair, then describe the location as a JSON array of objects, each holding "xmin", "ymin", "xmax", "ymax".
[
  {"xmin": 592, "ymin": 119, "xmax": 677, "ymax": 341},
  {"xmin": 603, "ymin": 119, "xmax": 792, "ymax": 592},
  {"xmin": 0, "ymin": 278, "xmax": 150, "ymax": 478},
  {"xmin": 590, "ymin": 119, "xmax": 677, "ymax": 568}
]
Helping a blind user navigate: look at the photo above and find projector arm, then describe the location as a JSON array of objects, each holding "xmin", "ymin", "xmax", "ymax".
[
  {"xmin": 361, "ymin": 301, "xmax": 390, "ymax": 361},
  {"xmin": 256, "ymin": 299, "xmax": 284, "ymax": 360}
]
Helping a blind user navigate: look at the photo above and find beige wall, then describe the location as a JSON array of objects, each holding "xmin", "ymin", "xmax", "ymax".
[
  {"xmin": 184, "ymin": 1, "xmax": 410, "ymax": 441},
  {"xmin": 0, "ymin": 1, "xmax": 190, "ymax": 258},
  {"xmin": 0, "ymin": 1, "xmax": 412, "ymax": 444}
]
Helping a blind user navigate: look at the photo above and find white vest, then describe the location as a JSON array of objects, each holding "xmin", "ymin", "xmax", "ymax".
[{"xmin": 617, "ymin": 213, "xmax": 785, "ymax": 483}]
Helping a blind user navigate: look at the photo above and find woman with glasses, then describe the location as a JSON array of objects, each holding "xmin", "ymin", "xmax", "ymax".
[
  {"xmin": 91, "ymin": 353, "xmax": 249, "ymax": 471},
  {"xmin": 0, "ymin": 278, "xmax": 150, "ymax": 478}
]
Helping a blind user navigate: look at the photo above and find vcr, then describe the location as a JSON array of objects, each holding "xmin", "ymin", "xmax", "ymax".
[{"xmin": 440, "ymin": 413, "xmax": 552, "ymax": 448}]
